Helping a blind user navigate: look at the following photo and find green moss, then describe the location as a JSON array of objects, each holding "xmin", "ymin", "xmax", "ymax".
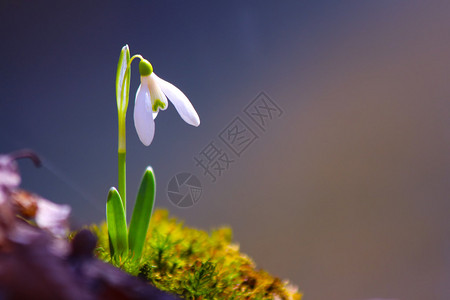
[{"xmin": 91, "ymin": 209, "xmax": 302, "ymax": 300}]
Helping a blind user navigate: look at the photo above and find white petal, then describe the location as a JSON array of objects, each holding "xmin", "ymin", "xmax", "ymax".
[
  {"xmin": 143, "ymin": 74, "xmax": 168, "ymax": 112},
  {"xmin": 154, "ymin": 73, "xmax": 200, "ymax": 127},
  {"xmin": 134, "ymin": 84, "xmax": 156, "ymax": 146}
]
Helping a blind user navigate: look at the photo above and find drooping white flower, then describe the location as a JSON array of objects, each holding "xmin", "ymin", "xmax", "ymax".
[{"xmin": 134, "ymin": 59, "xmax": 200, "ymax": 146}]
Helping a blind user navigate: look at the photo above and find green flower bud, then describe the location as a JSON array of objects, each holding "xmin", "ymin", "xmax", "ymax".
[{"xmin": 139, "ymin": 59, "xmax": 153, "ymax": 76}]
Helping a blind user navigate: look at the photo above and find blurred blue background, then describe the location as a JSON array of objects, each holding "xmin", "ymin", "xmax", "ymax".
[{"xmin": 1, "ymin": 1, "xmax": 449, "ymax": 299}]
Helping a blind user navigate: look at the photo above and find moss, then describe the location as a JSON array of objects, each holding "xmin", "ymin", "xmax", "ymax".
[{"xmin": 90, "ymin": 209, "xmax": 302, "ymax": 300}]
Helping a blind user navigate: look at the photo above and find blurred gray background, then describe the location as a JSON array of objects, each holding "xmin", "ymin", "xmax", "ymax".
[{"xmin": 0, "ymin": 1, "xmax": 449, "ymax": 299}]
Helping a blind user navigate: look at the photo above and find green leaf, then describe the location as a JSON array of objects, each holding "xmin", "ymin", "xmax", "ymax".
[
  {"xmin": 106, "ymin": 187, "xmax": 128, "ymax": 258},
  {"xmin": 116, "ymin": 44, "xmax": 130, "ymax": 113},
  {"xmin": 128, "ymin": 166, "xmax": 156, "ymax": 261}
]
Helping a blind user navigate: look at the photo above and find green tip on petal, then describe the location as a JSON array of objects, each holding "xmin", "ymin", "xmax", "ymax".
[
  {"xmin": 152, "ymin": 99, "xmax": 166, "ymax": 112},
  {"xmin": 139, "ymin": 59, "xmax": 153, "ymax": 76}
]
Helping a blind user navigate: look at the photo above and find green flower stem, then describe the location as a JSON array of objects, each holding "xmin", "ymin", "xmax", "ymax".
[
  {"xmin": 118, "ymin": 150, "xmax": 126, "ymax": 211},
  {"xmin": 117, "ymin": 95, "xmax": 127, "ymax": 208},
  {"xmin": 120, "ymin": 54, "xmax": 143, "ymax": 112},
  {"xmin": 116, "ymin": 54, "xmax": 145, "ymax": 211}
]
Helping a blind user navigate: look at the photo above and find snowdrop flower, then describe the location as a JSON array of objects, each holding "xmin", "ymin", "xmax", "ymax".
[{"xmin": 134, "ymin": 59, "xmax": 200, "ymax": 146}]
